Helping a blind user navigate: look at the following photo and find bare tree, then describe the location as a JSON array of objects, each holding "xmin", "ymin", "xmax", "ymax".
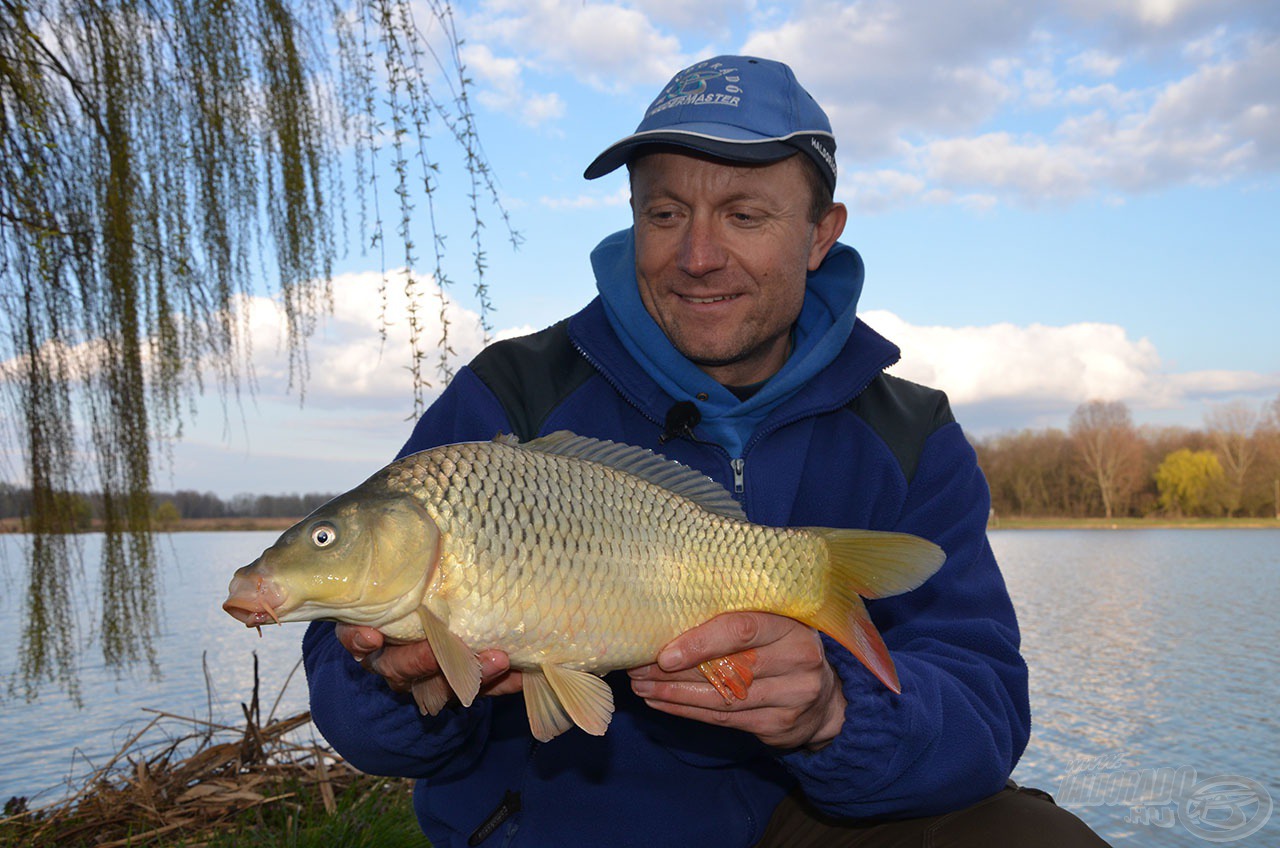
[
  {"xmin": 1204, "ymin": 400, "xmax": 1259, "ymax": 518},
  {"xmin": 1, "ymin": 0, "xmax": 513, "ymax": 700},
  {"xmin": 1069, "ymin": 400, "xmax": 1144, "ymax": 519}
]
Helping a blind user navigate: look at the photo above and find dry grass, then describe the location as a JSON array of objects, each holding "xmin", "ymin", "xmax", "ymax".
[{"xmin": 0, "ymin": 660, "xmax": 417, "ymax": 847}]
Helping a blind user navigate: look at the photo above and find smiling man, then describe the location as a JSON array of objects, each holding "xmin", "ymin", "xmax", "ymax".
[
  {"xmin": 302, "ymin": 56, "xmax": 1110, "ymax": 846},
  {"xmin": 629, "ymin": 150, "xmax": 845, "ymax": 387}
]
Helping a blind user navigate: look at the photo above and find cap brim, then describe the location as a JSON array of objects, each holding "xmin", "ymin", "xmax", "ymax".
[{"xmin": 584, "ymin": 129, "xmax": 799, "ymax": 180}]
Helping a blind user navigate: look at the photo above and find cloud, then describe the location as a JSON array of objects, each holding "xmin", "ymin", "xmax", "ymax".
[
  {"xmin": 540, "ymin": 183, "xmax": 631, "ymax": 210},
  {"xmin": 863, "ymin": 310, "xmax": 1280, "ymax": 425},
  {"xmin": 1068, "ymin": 49, "xmax": 1125, "ymax": 77},
  {"xmin": 235, "ymin": 269, "xmax": 534, "ymax": 409},
  {"xmin": 740, "ymin": 1, "xmax": 1023, "ymax": 159},
  {"xmin": 732, "ymin": 3, "xmax": 1280, "ymax": 206},
  {"xmin": 463, "ymin": 44, "xmax": 566, "ymax": 128},
  {"xmin": 447, "ymin": 1, "xmax": 1275, "ymax": 208},
  {"xmin": 463, "ymin": 0, "xmax": 689, "ymax": 94}
]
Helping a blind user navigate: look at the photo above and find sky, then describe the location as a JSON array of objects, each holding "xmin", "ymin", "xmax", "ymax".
[{"xmin": 163, "ymin": 0, "xmax": 1280, "ymax": 498}]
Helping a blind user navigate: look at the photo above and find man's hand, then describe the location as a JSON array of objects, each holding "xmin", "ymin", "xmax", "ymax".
[
  {"xmin": 628, "ymin": 612, "xmax": 846, "ymax": 750},
  {"xmin": 335, "ymin": 623, "xmax": 523, "ymax": 699}
]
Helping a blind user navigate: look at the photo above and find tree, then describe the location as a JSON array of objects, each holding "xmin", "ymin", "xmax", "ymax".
[
  {"xmin": 1069, "ymin": 400, "xmax": 1144, "ymax": 519},
  {"xmin": 1155, "ymin": 449, "xmax": 1225, "ymax": 517},
  {"xmin": 974, "ymin": 428, "xmax": 1078, "ymax": 517},
  {"xmin": 1, "ymin": 0, "xmax": 512, "ymax": 700},
  {"xmin": 1204, "ymin": 400, "xmax": 1259, "ymax": 518},
  {"xmin": 1259, "ymin": 394, "xmax": 1280, "ymax": 518}
]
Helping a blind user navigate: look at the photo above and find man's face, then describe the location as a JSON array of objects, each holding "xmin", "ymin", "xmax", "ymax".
[{"xmin": 630, "ymin": 152, "xmax": 845, "ymax": 387}]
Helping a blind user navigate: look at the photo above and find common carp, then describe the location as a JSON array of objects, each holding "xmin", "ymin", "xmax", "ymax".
[{"xmin": 223, "ymin": 431, "xmax": 945, "ymax": 741}]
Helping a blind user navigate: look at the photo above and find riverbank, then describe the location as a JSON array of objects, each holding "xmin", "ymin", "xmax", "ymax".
[
  {"xmin": 0, "ymin": 516, "xmax": 298, "ymax": 534},
  {"xmin": 989, "ymin": 516, "xmax": 1280, "ymax": 529},
  {"xmin": 4, "ymin": 515, "xmax": 1278, "ymax": 535}
]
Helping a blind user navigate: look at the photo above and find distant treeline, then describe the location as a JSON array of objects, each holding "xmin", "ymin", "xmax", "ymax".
[
  {"xmin": 0, "ymin": 484, "xmax": 336, "ymax": 527},
  {"xmin": 3, "ymin": 396, "xmax": 1278, "ymax": 527},
  {"xmin": 972, "ymin": 398, "xmax": 1280, "ymax": 520}
]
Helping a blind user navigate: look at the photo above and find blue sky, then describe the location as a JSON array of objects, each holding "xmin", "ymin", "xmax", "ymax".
[{"xmin": 166, "ymin": 0, "xmax": 1279, "ymax": 498}]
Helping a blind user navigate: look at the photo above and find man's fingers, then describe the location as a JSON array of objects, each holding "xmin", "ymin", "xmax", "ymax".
[
  {"xmin": 335, "ymin": 623, "xmax": 384, "ymax": 661},
  {"xmin": 364, "ymin": 640, "xmax": 443, "ymax": 691},
  {"xmin": 337, "ymin": 624, "xmax": 520, "ymax": 699},
  {"xmin": 656, "ymin": 612, "xmax": 796, "ymax": 671}
]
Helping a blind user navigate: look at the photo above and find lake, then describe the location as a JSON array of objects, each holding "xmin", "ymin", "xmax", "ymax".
[{"xmin": 0, "ymin": 529, "xmax": 1276, "ymax": 846}]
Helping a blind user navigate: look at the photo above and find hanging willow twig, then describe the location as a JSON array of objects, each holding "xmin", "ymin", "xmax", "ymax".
[{"xmin": 0, "ymin": 0, "xmax": 515, "ymax": 701}]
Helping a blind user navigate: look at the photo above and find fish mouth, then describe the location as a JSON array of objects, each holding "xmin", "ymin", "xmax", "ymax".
[
  {"xmin": 221, "ymin": 597, "xmax": 282, "ymax": 627},
  {"xmin": 222, "ymin": 570, "xmax": 287, "ymax": 628}
]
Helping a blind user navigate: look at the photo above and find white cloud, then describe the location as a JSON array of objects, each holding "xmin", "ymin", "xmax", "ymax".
[
  {"xmin": 728, "ymin": 3, "xmax": 1279, "ymax": 206},
  {"xmin": 235, "ymin": 270, "xmax": 534, "ymax": 409},
  {"xmin": 863, "ymin": 309, "xmax": 1280, "ymax": 419},
  {"xmin": 464, "ymin": 44, "xmax": 566, "ymax": 128},
  {"xmin": 628, "ymin": 0, "xmax": 753, "ymax": 35},
  {"xmin": 540, "ymin": 183, "xmax": 631, "ymax": 210},
  {"xmin": 1068, "ymin": 49, "xmax": 1125, "ymax": 77},
  {"xmin": 464, "ymin": 0, "xmax": 688, "ymax": 93},
  {"xmin": 740, "ymin": 2, "xmax": 1020, "ymax": 159}
]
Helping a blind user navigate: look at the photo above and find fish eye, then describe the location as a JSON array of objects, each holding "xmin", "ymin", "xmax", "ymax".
[{"xmin": 311, "ymin": 523, "xmax": 338, "ymax": 548}]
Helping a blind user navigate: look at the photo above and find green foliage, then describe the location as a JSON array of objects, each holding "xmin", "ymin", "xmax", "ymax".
[
  {"xmin": 1155, "ymin": 449, "xmax": 1225, "ymax": 517},
  {"xmin": 152, "ymin": 499, "xmax": 181, "ymax": 529},
  {"xmin": 0, "ymin": 0, "xmax": 513, "ymax": 701}
]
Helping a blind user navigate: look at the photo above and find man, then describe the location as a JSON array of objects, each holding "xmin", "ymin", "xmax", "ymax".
[{"xmin": 302, "ymin": 56, "xmax": 1108, "ymax": 846}]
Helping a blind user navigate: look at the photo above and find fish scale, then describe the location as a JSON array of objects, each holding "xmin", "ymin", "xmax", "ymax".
[{"xmin": 223, "ymin": 431, "xmax": 947, "ymax": 741}]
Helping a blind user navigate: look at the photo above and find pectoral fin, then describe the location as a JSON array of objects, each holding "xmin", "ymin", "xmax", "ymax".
[{"xmin": 416, "ymin": 607, "xmax": 482, "ymax": 708}]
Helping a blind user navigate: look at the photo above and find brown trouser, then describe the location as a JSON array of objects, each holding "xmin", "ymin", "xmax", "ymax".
[{"xmin": 755, "ymin": 782, "xmax": 1112, "ymax": 847}]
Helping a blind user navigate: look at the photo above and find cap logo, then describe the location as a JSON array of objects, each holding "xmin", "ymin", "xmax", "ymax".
[
  {"xmin": 810, "ymin": 137, "xmax": 837, "ymax": 178},
  {"xmin": 648, "ymin": 62, "xmax": 741, "ymax": 117}
]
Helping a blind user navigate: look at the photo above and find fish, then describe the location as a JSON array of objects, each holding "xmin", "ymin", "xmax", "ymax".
[{"xmin": 222, "ymin": 431, "xmax": 946, "ymax": 742}]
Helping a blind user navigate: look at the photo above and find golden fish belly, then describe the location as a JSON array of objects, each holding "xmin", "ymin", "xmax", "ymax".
[{"xmin": 391, "ymin": 441, "xmax": 825, "ymax": 672}]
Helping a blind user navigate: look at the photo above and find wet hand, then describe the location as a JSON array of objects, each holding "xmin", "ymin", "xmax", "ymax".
[
  {"xmin": 628, "ymin": 612, "xmax": 846, "ymax": 750},
  {"xmin": 335, "ymin": 623, "xmax": 523, "ymax": 698}
]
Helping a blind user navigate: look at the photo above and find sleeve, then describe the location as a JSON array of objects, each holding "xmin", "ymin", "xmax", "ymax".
[
  {"xmin": 780, "ymin": 421, "xmax": 1030, "ymax": 817},
  {"xmin": 301, "ymin": 367, "xmax": 514, "ymax": 780}
]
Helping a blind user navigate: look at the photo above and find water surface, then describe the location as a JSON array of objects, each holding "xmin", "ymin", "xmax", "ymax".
[{"xmin": 0, "ymin": 529, "xmax": 1276, "ymax": 846}]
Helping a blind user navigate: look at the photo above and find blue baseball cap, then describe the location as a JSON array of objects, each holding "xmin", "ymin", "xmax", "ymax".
[{"xmin": 584, "ymin": 55, "xmax": 836, "ymax": 190}]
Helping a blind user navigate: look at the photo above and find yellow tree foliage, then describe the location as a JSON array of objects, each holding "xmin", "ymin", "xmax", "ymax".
[{"xmin": 1155, "ymin": 449, "xmax": 1225, "ymax": 517}]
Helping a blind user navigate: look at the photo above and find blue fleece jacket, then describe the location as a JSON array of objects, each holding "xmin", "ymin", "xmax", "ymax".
[{"xmin": 302, "ymin": 234, "xmax": 1030, "ymax": 847}]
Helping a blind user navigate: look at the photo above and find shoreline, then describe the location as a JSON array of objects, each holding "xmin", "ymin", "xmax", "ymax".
[
  {"xmin": 3, "ymin": 516, "xmax": 1278, "ymax": 534},
  {"xmin": 988, "ymin": 516, "xmax": 1280, "ymax": 530}
]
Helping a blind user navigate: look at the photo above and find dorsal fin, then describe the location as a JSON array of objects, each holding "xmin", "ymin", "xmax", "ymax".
[{"xmin": 502, "ymin": 431, "xmax": 746, "ymax": 521}]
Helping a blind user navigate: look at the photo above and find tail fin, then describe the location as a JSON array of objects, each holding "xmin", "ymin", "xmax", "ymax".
[{"xmin": 799, "ymin": 529, "xmax": 945, "ymax": 694}]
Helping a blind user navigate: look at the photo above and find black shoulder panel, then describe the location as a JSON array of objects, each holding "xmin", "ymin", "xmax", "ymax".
[
  {"xmin": 846, "ymin": 373, "xmax": 955, "ymax": 484},
  {"xmin": 468, "ymin": 320, "xmax": 596, "ymax": 442}
]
